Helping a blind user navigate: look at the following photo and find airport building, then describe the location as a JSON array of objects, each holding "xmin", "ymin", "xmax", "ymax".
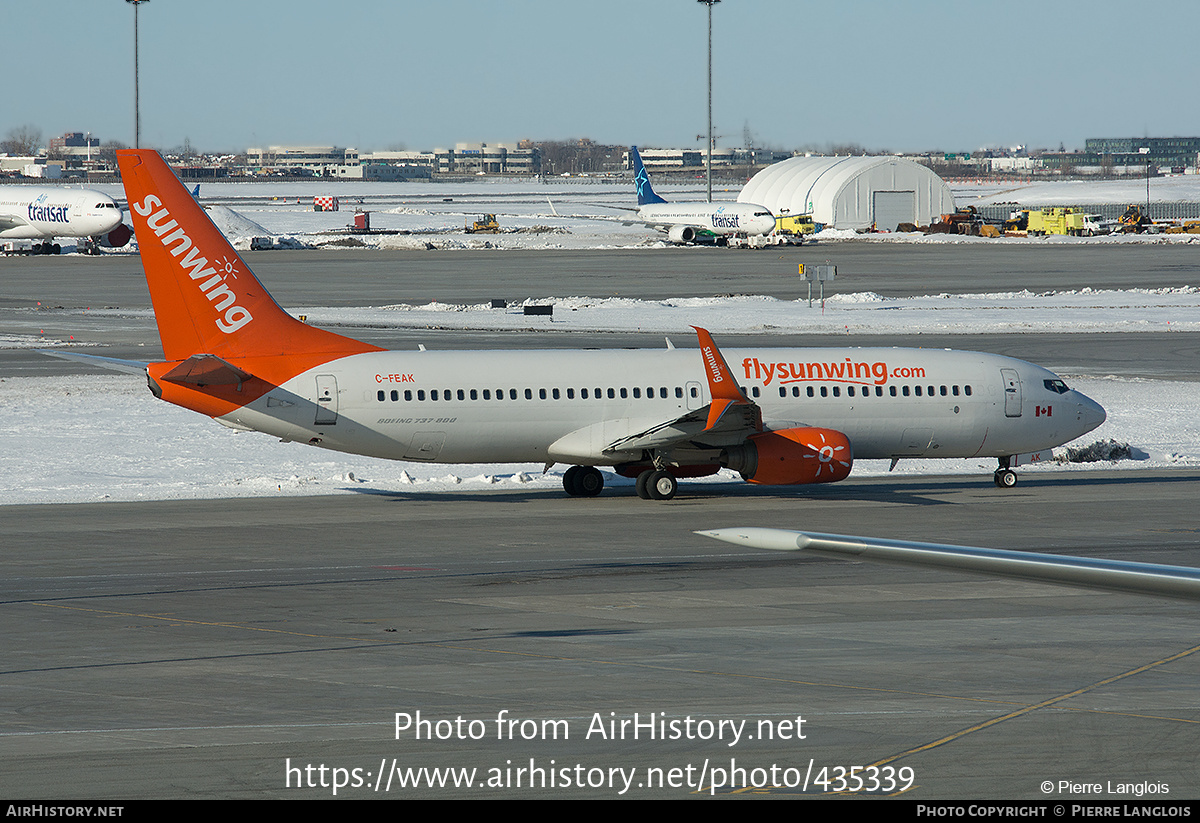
[
  {"xmin": 623, "ymin": 147, "xmax": 792, "ymax": 171},
  {"xmin": 359, "ymin": 150, "xmax": 435, "ymax": 180},
  {"xmin": 46, "ymin": 133, "xmax": 103, "ymax": 170},
  {"xmin": 246, "ymin": 146, "xmax": 363, "ymax": 177},
  {"xmin": 1041, "ymin": 137, "xmax": 1200, "ymax": 175},
  {"xmin": 739, "ymin": 156, "xmax": 954, "ymax": 231},
  {"xmin": 433, "ymin": 143, "xmax": 541, "ymax": 175}
]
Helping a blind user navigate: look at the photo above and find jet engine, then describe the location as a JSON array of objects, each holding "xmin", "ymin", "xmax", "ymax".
[
  {"xmin": 667, "ymin": 225, "xmax": 696, "ymax": 244},
  {"xmin": 722, "ymin": 427, "xmax": 853, "ymax": 485},
  {"xmin": 101, "ymin": 223, "xmax": 134, "ymax": 248}
]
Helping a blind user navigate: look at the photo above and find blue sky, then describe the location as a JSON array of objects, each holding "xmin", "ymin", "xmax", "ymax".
[{"xmin": 4, "ymin": 0, "xmax": 1199, "ymax": 154}]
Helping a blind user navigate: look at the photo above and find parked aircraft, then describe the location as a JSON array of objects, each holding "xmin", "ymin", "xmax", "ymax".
[
  {"xmin": 58, "ymin": 150, "xmax": 1105, "ymax": 500},
  {"xmin": 631, "ymin": 146, "xmax": 775, "ymax": 244},
  {"xmin": 0, "ymin": 185, "xmax": 128, "ymax": 253}
]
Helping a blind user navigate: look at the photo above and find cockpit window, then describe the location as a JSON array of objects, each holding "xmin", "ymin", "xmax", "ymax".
[{"xmin": 1044, "ymin": 379, "xmax": 1069, "ymax": 394}]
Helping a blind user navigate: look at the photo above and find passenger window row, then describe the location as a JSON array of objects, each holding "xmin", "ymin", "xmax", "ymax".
[
  {"xmin": 376, "ymin": 383, "xmax": 973, "ymax": 403},
  {"xmin": 778, "ymin": 384, "xmax": 973, "ymax": 398},
  {"xmin": 377, "ymin": 385, "xmax": 703, "ymax": 403}
]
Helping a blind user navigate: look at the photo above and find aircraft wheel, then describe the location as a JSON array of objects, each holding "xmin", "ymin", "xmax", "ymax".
[
  {"xmin": 646, "ymin": 470, "xmax": 678, "ymax": 501},
  {"xmin": 994, "ymin": 469, "xmax": 1017, "ymax": 488},
  {"xmin": 635, "ymin": 469, "xmax": 654, "ymax": 499},
  {"xmin": 563, "ymin": 465, "xmax": 581, "ymax": 496},
  {"xmin": 576, "ymin": 466, "xmax": 604, "ymax": 497}
]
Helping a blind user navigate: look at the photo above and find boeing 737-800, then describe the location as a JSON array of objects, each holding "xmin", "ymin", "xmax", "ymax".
[
  {"xmin": 631, "ymin": 146, "xmax": 775, "ymax": 244},
  {"xmin": 61, "ymin": 150, "xmax": 1105, "ymax": 500},
  {"xmin": 0, "ymin": 185, "xmax": 129, "ymax": 253}
]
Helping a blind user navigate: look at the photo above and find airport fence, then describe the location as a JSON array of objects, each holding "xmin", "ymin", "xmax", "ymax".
[{"xmin": 977, "ymin": 202, "xmax": 1200, "ymax": 222}]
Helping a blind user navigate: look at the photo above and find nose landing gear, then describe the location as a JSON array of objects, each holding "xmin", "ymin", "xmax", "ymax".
[{"xmin": 994, "ymin": 457, "xmax": 1018, "ymax": 488}]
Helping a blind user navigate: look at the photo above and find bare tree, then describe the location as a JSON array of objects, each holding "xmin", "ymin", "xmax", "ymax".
[
  {"xmin": 97, "ymin": 140, "xmax": 129, "ymax": 168},
  {"xmin": 1, "ymin": 124, "xmax": 43, "ymax": 155}
]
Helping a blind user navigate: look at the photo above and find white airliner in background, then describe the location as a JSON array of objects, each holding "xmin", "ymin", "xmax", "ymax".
[
  {"xmin": 50, "ymin": 150, "xmax": 1106, "ymax": 501},
  {"xmin": 631, "ymin": 146, "xmax": 776, "ymax": 244},
  {"xmin": 0, "ymin": 185, "xmax": 129, "ymax": 253}
]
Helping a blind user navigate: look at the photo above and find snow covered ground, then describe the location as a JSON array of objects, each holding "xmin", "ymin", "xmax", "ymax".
[
  {"xmin": 56, "ymin": 285, "xmax": 1200, "ymax": 338},
  {"xmin": 1, "ymin": 369, "xmax": 1193, "ymax": 506},
  {"xmin": 75, "ymin": 173, "xmax": 1200, "ymax": 254}
]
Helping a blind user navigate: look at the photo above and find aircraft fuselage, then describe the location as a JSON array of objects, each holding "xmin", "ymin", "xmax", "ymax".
[
  {"xmin": 167, "ymin": 346, "xmax": 1104, "ymax": 469},
  {"xmin": 0, "ymin": 186, "xmax": 123, "ymax": 241}
]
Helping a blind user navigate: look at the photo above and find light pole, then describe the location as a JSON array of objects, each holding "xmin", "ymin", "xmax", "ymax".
[
  {"xmin": 698, "ymin": 0, "xmax": 720, "ymax": 202},
  {"xmin": 126, "ymin": 0, "xmax": 149, "ymax": 149}
]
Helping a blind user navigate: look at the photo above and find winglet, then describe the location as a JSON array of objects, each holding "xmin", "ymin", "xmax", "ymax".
[
  {"xmin": 691, "ymin": 326, "xmax": 755, "ymax": 431},
  {"xmin": 631, "ymin": 146, "xmax": 667, "ymax": 206}
]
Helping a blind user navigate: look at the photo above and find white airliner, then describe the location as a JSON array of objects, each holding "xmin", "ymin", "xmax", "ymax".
[
  {"xmin": 53, "ymin": 150, "xmax": 1106, "ymax": 500},
  {"xmin": 0, "ymin": 185, "xmax": 129, "ymax": 253},
  {"xmin": 631, "ymin": 146, "xmax": 775, "ymax": 244}
]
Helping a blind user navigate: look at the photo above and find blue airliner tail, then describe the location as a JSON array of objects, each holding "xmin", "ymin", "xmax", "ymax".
[{"xmin": 631, "ymin": 146, "xmax": 667, "ymax": 206}]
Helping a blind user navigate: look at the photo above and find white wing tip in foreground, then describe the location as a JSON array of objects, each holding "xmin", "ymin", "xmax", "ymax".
[
  {"xmin": 695, "ymin": 528, "xmax": 807, "ymax": 552},
  {"xmin": 696, "ymin": 527, "xmax": 1200, "ymax": 601}
]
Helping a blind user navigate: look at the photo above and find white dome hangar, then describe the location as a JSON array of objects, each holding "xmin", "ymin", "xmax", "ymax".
[{"xmin": 738, "ymin": 156, "xmax": 955, "ymax": 231}]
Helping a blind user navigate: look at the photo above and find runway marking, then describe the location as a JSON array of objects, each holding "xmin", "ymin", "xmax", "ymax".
[
  {"xmin": 722, "ymin": 643, "xmax": 1200, "ymax": 796},
  {"xmin": 26, "ymin": 601, "xmax": 388, "ymax": 643},
  {"xmin": 866, "ymin": 640, "xmax": 1200, "ymax": 770}
]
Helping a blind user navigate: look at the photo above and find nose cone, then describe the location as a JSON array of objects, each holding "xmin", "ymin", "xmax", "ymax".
[
  {"xmin": 1077, "ymin": 392, "xmax": 1106, "ymax": 434},
  {"xmin": 95, "ymin": 199, "xmax": 122, "ymax": 234},
  {"xmin": 756, "ymin": 215, "xmax": 776, "ymax": 235}
]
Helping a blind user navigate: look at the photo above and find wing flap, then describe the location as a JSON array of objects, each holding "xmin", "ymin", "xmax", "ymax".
[{"xmin": 602, "ymin": 327, "xmax": 764, "ymax": 453}]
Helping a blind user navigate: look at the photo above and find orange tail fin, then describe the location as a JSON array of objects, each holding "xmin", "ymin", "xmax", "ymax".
[{"xmin": 117, "ymin": 150, "xmax": 381, "ymax": 362}]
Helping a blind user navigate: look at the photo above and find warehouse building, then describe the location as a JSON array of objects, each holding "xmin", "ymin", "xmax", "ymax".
[{"xmin": 738, "ymin": 155, "xmax": 954, "ymax": 230}]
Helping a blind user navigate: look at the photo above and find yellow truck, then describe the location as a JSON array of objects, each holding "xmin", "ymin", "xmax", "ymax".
[
  {"xmin": 1026, "ymin": 208, "xmax": 1104, "ymax": 237},
  {"xmin": 774, "ymin": 214, "xmax": 817, "ymax": 236}
]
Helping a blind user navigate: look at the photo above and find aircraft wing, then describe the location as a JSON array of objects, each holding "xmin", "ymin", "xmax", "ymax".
[
  {"xmin": 605, "ymin": 400, "xmax": 759, "ymax": 453},
  {"xmin": 604, "ymin": 326, "xmax": 762, "ymax": 453},
  {"xmin": 0, "ymin": 214, "xmax": 28, "ymax": 232},
  {"xmin": 696, "ymin": 528, "xmax": 1200, "ymax": 602}
]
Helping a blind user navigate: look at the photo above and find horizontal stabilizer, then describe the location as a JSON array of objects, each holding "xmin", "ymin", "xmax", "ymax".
[
  {"xmin": 38, "ymin": 350, "xmax": 148, "ymax": 376},
  {"xmin": 161, "ymin": 354, "xmax": 255, "ymax": 387},
  {"xmin": 696, "ymin": 528, "xmax": 1200, "ymax": 601}
]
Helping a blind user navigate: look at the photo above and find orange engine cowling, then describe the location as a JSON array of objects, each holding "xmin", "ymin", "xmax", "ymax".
[{"xmin": 722, "ymin": 427, "xmax": 853, "ymax": 485}]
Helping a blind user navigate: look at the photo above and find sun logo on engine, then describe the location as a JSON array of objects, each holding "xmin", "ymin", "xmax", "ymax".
[{"xmin": 803, "ymin": 431, "xmax": 850, "ymax": 478}]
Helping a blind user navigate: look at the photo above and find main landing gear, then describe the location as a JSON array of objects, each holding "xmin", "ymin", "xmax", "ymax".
[
  {"xmin": 561, "ymin": 465, "xmax": 681, "ymax": 500},
  {"xmin": 635, "ymin": 469, "xmax": 678, "ymax": 501},
  {"xmin": 563, "ymin": 465, "xmax": 604, "ymax": 497},
  {"xmin": 994, "ymin": 457, "xmax": 1018, "ymax": 488}
]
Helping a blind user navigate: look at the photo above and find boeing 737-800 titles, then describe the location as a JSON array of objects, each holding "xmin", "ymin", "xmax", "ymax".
[
  {"xmin": 631, "ymin": 146, "xmax": 776, "ymax": 244},
  {"xmin": 0, "ymin": 186, "xmax": 129, "ymax": 253},
  {"xmin": 60, "ymin": 150, "xmax": 1105, "ymax": 500}
]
